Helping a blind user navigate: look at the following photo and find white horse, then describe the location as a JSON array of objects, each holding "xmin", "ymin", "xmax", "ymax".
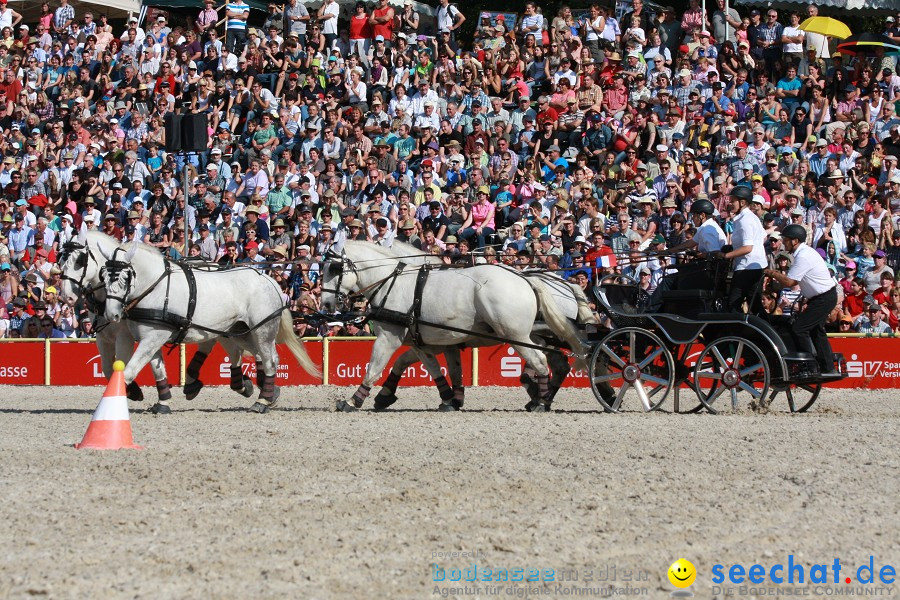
[
  {"xmin": 97, "ymin": 236, "xmax": 320, "ymax": 413},
  {"xmin": 58, "ymin": 231, "xmax": 259, "ymax": 414},
  {"xmin": 369, "ymin": 243, "xmax": 599, "ymax": 411},
  {"xmin": 321, "ymin": 240, "xmax": 587, "ymax": 412}
]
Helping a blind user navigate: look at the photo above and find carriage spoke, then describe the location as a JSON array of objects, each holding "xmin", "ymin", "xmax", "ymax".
[
  {"xmin": 635, "ymin": 380, "xmax": 651, "ymax": 412},
  {"xmin": 740, "ymin": 363, "xmax": 764, "ymax": 378},
  {"xmin": 613, "ymin": 383, "xmax": 629, "ymax": 411},
  {"xmin": 593, "ymin": 372, "xmax": 624, "ymax": 384},
  {"xmin": 734, "ymin": 341, "xmax": 745, "ymax": 365},
  {"xmin": 600, "ymin": 345, "xmax": 627, "ymax": 369},
  {"xmin": 643, "ymin": 374, "xmax": 670, "ymax": 386},
  {"xmin": 628, "ymin": 332, "xmax": 636, "ymax": 364},
  {"xmin": 711, "ymin": 346, "xmax": 729, "ymax": 370},
  {"xmin": 730, "ymin": 388, "xmax": 738, "ymax": 409},
  {"xmin": 696, "ymin": 369, "xmax": 722, "ymax": 381},
  {"xmin": 638, "ymin": 348, "xmax": 664, "ymax": 370},
  {"xmin": 786, "ymin": 389, "xmax": 797, "ymax": 412},
  {"xmin": 708, "ymin": 383, "xmax": 727, "ymax": 405},
  {"xmin": 738, "ymin": 381, "xmax": 762, "ymax": 398}
]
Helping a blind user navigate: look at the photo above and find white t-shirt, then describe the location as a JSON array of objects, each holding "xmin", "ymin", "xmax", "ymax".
[
  {"xmin": 731, "ymin": 207, "xmax": 767, "ymax": 271},
  {"xmin": 787, "ymin": 243, "xmax": 834, "ymax": 298},
  {"xmin": 782, "ymin": 26, "xmax": 804, "ymax": 54},
  {"xmin": 321, "ymin": 0, "xmax": 339, "ymax": 35},
  {"xmin": 695, "ymin": 218, "xmax": 726, "ymax": 253}
]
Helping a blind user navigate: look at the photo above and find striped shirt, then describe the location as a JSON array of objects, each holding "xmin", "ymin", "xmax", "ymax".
[{"xmin": 227, "ymin": 1, "xmax": 250, "ymax": 31}]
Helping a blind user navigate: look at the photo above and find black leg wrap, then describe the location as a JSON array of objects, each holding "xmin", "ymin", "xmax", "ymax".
[
  {"xmin": 156, "ymin": 378, "xmax": 172, "ymax": 401},
  {"xmin": 435, "ymin": 375, "xmax": 454, "ymax": 402},
  {"xmin": 183, "ymin": 378, "xmax": 204, "ymax": 400},
  {"xmin": 230, "ymin": 365, "xmax": 244, "ymax": 390},
  {"xmin": 126, "ymin": 380, "xmax": 144, "ymax": 402},
  {"xmin": 383, "ymin": 370, "xmax": 402, "ymax": 392},
  {"xmin": 451, "ymin": 386, "xmax": 465, "ymax": 409},
  {"xmin": 528, "ymin": 374, "xmax": 552, "ymax": 412},
  {"xmin": 351, "ymin": 384, "xmax": 371, "ymax": 409},
  {"xmin": 186, "ymin": 351, "xmax": 208, "ymax": 381},
  {"xmin": 260, "ymin": 373, "xmax": 275, "ymax": 402}
]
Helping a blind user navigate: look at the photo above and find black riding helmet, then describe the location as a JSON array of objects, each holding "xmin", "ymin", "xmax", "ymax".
[
  {"xmin": 690, "ymin": 199, "xmax": 715, "ymax": 215},
  {"xmin": 730, "ymin": 185, "xmax": 753, "ymax": 203},
  {"xmin": 781, "ymin": 224, "xmax": 807, "ymax": 241}
]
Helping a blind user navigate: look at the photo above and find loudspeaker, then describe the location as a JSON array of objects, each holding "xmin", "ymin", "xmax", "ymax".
[
  {"xmin": 181, "ymin": 113, "xmax": 209, "ymax": 152},
  {"xmin": 164, "ymin": 113, "xmax": 209, "ymax": 153},
  {"xmin": 164, "ymin": 113, "xmax": 182, "ymax": 153}
]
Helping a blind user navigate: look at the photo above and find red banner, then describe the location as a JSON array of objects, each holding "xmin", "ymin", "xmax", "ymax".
[
  {"xmin": 0, "ymin": 341, "xmax": 44, "ymax": 385},
  {"xmin": 187, "ymin": 341, "xmax": 324, "ymax": 386},
  {"xmin": 327, "ymin": 339, "xmax": 473, "ymax": 387},
  {"xmin": 0, "ymin": 338, "xmax": 897, "ymax": 389},
  {"xmin": 50, "ymin": 341, "xmax": 182, "ymax": 386},
  {"xmin": 476, "ymin": 345, "xmax": 589, "ymax": 388}
]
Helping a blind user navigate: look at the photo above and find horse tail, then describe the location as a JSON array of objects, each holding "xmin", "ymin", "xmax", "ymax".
[
  {"xmin": 276, "ymin": 309, "xmax": 322, "ymax": 379},
  {"xmin": 565, "ymin": 281, "xmax": 602, "ymax": 325},
  {"xmin": 525, "ymin": 277, "xmax": 588, "ymax": 371}
]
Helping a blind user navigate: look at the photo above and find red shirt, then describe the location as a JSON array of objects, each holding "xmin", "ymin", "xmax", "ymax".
[{"xmin": 349, "ymin": 14, "xmax": 371, "ymax": 40}]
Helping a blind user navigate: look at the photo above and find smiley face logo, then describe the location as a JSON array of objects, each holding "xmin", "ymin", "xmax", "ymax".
[{"xmin": 668, "ymin": 559, "xmax": 696, "ymax": 589}]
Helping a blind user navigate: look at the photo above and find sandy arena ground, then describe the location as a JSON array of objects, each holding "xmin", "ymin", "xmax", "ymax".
[{"xmin": 0, "ymin": 385, "xmax": 897, "ymax": 599}]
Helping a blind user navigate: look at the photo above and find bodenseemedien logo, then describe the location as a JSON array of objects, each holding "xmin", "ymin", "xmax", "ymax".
[{"xmin": 668, "ymin": 558, "xmax": 696, "ymax": 597}]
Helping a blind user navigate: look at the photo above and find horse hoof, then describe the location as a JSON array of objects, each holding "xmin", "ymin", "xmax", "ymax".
[
  {"xmin": 373, "ymin": 392, "xmax": 398, "ymax": 411},
  {"xmin": 184, "ymin": 380, "xmax": 204, "ymax": 401},
  {"xmin": 248, "ymin": 402, "xmax": 270, "ymax": 414},
  {"xmin": 437, "ymin": 402, "xmax": 459, "ymax": 412},
  {"xmin": 126, "ymin": 381, "xmax": 144, "ymax": 402},
  {"xmin": 238, "ymin": 380, "xmax": 254, "ymax": 398},
  {"xmin": 524, "ymin": 400, "xmax": 539, "ymax": 412},
  {"xmin": 150, "ymin": 403, "xmax": 172, "ymax": 415},
  {"xmin": 452, "ymin": 399, "xmax": 464, "ymax": 410},
  {"xmin": 272, "ymin": 386, "xmax": 281, "ymax": 404},
  {"xmin": 531, "ymin": 403, "xmax": 551, "ymax": 413},
  {"xmin": 335, "ymin": 400, "xmax": 357, "ymax": 413}
]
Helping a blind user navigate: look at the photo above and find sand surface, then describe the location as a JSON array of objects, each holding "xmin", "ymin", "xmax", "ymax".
[{"xmin": 0, "ymin": 385, "xmax": 897, "ymax": 599}]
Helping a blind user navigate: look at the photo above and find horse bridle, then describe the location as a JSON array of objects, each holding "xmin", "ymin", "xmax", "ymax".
[
  {"xmin": 101, "ymin": 247, "xmax": 137, "ymax": 306},
  {"xmin": 320, "ymin": 249, "xmax": 356, "ymax": 307},
  {"xmin": 59, "ymin": 242, "xmax": 105, "ymax": 309}
]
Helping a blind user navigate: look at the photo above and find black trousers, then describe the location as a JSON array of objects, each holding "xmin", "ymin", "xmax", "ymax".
[
  {"xmin": 728, "ymin": 268, "xmax": 764, "ymax": 313},
  {"xmin": 791, "ymin": 287, "xmax": 837, "ymax": 372}
]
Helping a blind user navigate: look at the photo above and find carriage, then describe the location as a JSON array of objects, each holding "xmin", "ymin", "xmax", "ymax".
[{"xmin": 586, "ymin": 257, "xmax": 846, "ymax": 414}]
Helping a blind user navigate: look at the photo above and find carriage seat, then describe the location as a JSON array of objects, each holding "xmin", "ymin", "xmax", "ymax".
[{"xmin": 660, "ymin": 289, "xmax": 719, "ymax": 300}]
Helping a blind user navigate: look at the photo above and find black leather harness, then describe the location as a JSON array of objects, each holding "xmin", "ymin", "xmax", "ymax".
[{"xmin": 126, "ymin": 259, "xmax": 198, "ymax": 345}]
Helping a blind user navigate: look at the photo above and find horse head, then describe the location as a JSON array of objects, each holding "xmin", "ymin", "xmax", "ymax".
[
  {"xmin": 98, "ymin": 240, "xmax": 139, "ymax": 323},
  {"xmin": 319, "ymin": 248, "xmax": 356, "ymax": 313}
]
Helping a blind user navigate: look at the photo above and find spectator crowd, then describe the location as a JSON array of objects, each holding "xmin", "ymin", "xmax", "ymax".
[{"xmin": 0, "ymin": 0, "xmax": 899, "ymax": 338}]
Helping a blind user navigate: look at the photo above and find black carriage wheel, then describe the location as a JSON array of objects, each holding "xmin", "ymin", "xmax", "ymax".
[
  {"xmin": 694, "ymin": 336, "xmax": 770, "ymax": 414},
  {"xmin": 768, "ymin": 382, "xmax": 822, "ymax": 413},
  {"xmin": 589, "ymin": 327, "xmax": 674, "ymax": 412}
]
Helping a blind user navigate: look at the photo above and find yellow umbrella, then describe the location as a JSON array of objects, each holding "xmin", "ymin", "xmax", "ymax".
[{"xmin": 798, "ymin": 17, "xmax": 852, "ymax": 40}]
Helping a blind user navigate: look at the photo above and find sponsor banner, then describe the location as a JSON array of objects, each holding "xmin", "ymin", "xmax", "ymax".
[
  {"xmin": 830, "ymin": 337, "xmax": 900, "ymax": 389},
  {"xmin": 476, "ymin": 345, "xmax": 590, "ymax": 388},
  {"xmin": 188, "ymin": 341, "xmax": 324, "ymax": 386},
  {"xmin": 50, "ymin": 341, "xmax": 182, "ymax": 386},
  {"xmin": 327, "ymin": 339, "xmax": 473, "ymax": 387},
  {"xmin": 0, "ymin": 341, "xmax": 44, "ymax": 385}
]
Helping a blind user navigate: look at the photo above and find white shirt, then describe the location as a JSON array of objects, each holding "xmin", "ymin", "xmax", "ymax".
[
  {"xmin": 320, "ymin": 0, "xmax": 339, "ymax": 35},
  {"xmin": 695, "ymin": 218, "xmax": 726, "ymax": 253},
  {"xmin": 787, "ymin": 243, "xmax": 835, "ymax": 299},
  {"xmin": 731, "ymin": 207, "xmax": 766, "ymax": 271},
  {"xmin": 782, "ymin": 26, "xmax": 804, "ymax": 54}
]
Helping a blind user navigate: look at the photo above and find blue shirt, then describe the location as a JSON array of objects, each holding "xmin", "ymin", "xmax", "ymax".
[
  {"xmin": 227, "ymin": 1, "xmax": 250, "ymax": 30},
  {"xmin": 776, "ymin": 77, "xmax": 802, "ymax": 108}
]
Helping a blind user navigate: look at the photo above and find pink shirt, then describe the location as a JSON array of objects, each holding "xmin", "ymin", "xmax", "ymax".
[{"xmin": 471, "ymin": 200, "xmax": 495, "ymax": 230}]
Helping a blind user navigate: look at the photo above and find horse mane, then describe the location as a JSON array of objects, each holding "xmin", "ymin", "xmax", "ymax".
[{"xmin": 84, "ymin": 229, "xmax": 163, "ymax": 262}]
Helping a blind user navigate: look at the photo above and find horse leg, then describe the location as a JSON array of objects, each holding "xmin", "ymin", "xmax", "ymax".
[
  {"xmin": 108, "ymin": 325, "xmax": 144, "ymax": 402},
  {"xmin": 249, "ymin": 342, "xmax": 280, "ymax": 414},
  {"xmin": 213, "ymin": 339, "xmax": 255, "ymax": 398},
  {"xmin": 148, "ymin": 351, "xmax": 174, "ymax": 414},
  {"xmin": 120, "ymin": 329, "xmax": 172, "ymax": 414},
  {"xmin": 510, "ymin": 344, "xmax": 554, "ymax": 412},
  {"xmin": 545, "ymin": 350, "xmax": 571, "ymax": 407},
  {"xmin": 373, "ymin": 348, "xmax": 417, "ymax": 411},
  {"xmin": 415, "ymin": 350, "xmax": 456, "ymax": 412},
  {"xmin": 521, "ymin": 366, "xmax": 541, "ymax": 411},
  {"xmin": 183, "ymin": 340, "xmax": 215, "ymax": 400},
  {"xmin": 338, "ymin": 329, "xmax": 404, "ymax": 412},
  {"xmin": 445, "ymin": 347, "xmax": 465, "ymax": 410}
]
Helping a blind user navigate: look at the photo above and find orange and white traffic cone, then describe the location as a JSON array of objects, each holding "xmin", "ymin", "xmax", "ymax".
[{"xmin": 75, "ymin": 360, "xmax": 143, "ymax": 450}]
